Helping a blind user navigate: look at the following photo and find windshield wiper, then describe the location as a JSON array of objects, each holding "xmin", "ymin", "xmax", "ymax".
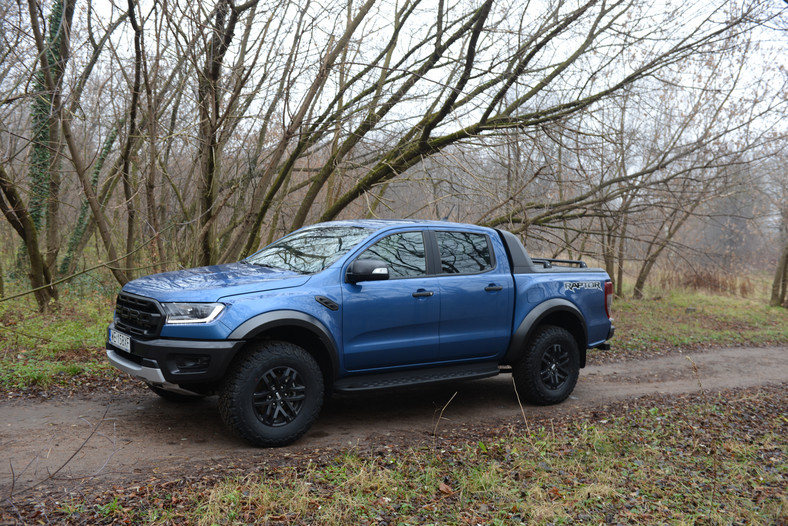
[{"xmin": 246, "ymin": 261, "xmax": 304, "ymax": 273}]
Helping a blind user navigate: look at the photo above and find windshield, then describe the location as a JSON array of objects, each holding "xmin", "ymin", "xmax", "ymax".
[{"xmin": 245, "ymin": 225, "xmax": 373, "ymax": 274}]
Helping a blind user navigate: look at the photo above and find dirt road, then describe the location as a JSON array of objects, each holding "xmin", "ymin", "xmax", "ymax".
[{"xmin": 1, "ymin": 346, "xmax": 785, "ymax": 493}]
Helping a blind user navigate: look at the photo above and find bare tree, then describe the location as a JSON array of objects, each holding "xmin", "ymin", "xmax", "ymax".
[
  {"xmin": 1, "ymin": 0, "xmax": 786, "ymax": 308},
  {"xmin": 766, "ymin": 153, "xmax": 788, "ymax": 307},
  {"xmin": 474, "ymin": 13, "xmax": 787, "ymax": 297},
  {"xmin": 0, "ymin": 0, "xmax": 74, "ymax": 310}
]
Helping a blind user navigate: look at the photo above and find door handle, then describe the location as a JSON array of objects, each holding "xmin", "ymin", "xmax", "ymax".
[
  {"xmin": 412, "ymin": 290, "xmax": 434, "ymax": 298},
  {"xmin": 484, "ymin": 284, "xmax": 503, "ymax": 292}
]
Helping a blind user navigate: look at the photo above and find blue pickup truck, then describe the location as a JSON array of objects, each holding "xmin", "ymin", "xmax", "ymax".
[{"xmin": 107, "ymin": 220, "xmax": 614, "ymax": 446}]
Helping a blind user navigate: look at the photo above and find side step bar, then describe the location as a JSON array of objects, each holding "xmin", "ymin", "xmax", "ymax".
[{"xmin": 334, "ymin": 362, "xmax": 500, "ymax": 392}]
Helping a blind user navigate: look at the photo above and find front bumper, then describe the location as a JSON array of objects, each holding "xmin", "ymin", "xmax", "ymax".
[{"xmin": 106, "ymin": 323, "xmax": 245, "ymax": 386}]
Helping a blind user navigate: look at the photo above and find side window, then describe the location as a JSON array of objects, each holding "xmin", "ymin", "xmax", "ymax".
[
  {"xmin": 437, "ymin": 231, "xmax": 493, "ymax": 274},
  {"xmin": 358, "ymin": 232, "xmax": 427, "ymax": 279}
]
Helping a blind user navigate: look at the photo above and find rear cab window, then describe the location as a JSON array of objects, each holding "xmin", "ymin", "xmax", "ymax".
[{"xmin": 435, "ymin": 231, "xmax": 494, "ymax": 275}]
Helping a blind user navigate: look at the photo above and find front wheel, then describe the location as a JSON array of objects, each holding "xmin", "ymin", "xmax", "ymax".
[
  {"xmin": 513, "ymin": 325, "xmax": 579, "ymax": 406},
  {"xmin": 219, "ymin": 341, "xmax": 324, "ymax": 447}
]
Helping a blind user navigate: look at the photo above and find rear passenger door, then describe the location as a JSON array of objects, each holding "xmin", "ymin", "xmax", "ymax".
[{"xmin": 431, "ymin": 230, "xmax": 513, "ymax": 360}]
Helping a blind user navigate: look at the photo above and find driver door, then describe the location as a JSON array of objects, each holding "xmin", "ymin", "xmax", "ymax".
[{"xmin": 341, "ymin": 231, "xmax": 440, "ymax": 371}]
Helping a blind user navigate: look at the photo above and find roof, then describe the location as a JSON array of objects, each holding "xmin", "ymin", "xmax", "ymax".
[{"xmin": 307, "ymin": 218, "xmax": 489, "ymax": 232}]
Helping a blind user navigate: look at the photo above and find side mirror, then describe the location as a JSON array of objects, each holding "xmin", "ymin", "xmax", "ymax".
[{"xmin": 346, "ymin": 259, "xmax": 390, "ymax": 284}]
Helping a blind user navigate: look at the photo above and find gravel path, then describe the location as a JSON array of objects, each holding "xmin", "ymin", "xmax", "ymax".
[{"xmin": 1, "ymin": 345, "xmax": 785, "ymax": 494}]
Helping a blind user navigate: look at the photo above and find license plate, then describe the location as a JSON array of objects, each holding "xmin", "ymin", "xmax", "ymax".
[{"xmin": 110, "ymin": 329, "xmax": 131, "ymax": 353}]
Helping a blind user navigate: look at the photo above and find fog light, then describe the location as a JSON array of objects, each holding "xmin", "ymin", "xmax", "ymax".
[{"xmin": 174, "ymin": 355, "xmax": 210, "ymax": 371}]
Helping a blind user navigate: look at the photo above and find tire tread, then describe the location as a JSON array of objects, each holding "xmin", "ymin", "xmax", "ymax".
[
  {"xmin": 513, "ymin": 325, "xmax": 579, "ymax": 406},
  {"xmin": 219, "ymin": 341, "xmax": 324, "ymax": 447}
]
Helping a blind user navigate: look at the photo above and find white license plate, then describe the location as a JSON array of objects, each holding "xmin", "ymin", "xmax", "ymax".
[{"xmin": 110, "ymin": 329, "xmax": 131, "ymax": 353}]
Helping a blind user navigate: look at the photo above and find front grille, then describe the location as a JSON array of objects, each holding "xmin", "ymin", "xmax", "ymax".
[{"xmin": 115, "ymin": 292, "xmax": 164, "ymax": 338}]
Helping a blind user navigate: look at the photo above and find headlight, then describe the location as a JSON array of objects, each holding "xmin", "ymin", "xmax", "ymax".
[{"xmin": 161, "ymin": 302, "xmax": 225, "ymax": 324}]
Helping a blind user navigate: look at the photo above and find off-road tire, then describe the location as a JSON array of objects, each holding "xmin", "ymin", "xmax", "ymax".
[
  {"xmin": 513, "ymin": 325, "xmax": 579, "ymax": 406},
  {"xmin": 146, "ymin": 383, "xmax": 205, "ymax": 402},
  {"xmin": 219, "ymin": 341, "xmax": 324, "ymax": 447}
]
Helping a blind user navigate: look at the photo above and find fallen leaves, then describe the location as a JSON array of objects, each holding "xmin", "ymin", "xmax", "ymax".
[{"xmin": 2, "ymin": 385, "xmax": 786, "ymax": 525}]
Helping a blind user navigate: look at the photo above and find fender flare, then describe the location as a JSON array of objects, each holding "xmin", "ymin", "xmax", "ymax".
[
  {"xmin": 228, "ymin": 310, "xmax": 340, "ymax": 377},
  {"xmin": 502, "ymin": 298, "xmax": 588, "ymax": 367}
]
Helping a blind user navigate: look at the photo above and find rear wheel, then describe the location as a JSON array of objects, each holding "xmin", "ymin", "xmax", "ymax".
[
  {"xmin": 513, "ymin": 325, "xmax": 579, "ymax": 405},
  {"xmin": 219, "ymin": 341, "xmax": 324, "ymax": 447}
]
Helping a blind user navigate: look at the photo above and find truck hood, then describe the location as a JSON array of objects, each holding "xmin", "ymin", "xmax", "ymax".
[{"xmin": 122, "ymin": 263, "xmax": 311, "ymax": 302}]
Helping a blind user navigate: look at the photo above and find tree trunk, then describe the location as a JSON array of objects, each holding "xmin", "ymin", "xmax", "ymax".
[
  {"xmin": 27, "ymin": 0, "xmax": 129, "ymax": 285},
  {"xmin": 0, "ymin": 165, "xmax": 56, "ymax": 311},
  {"xmin": 615, "ymin": 215, "xmax": 628, "ymax": 297},
  {"xmin": 770, "ymin": 239, "xmax": 788, "ymax": 307},
  {"xmin": 59, "ymin": 124, "xmax": 120, "ymax": 276},
  {"xmin": 632, "ymin": 207, "xmax": 694, "ymax": 300},
  {"xmin": 120, "ymin": 0, "xmax": 144, "ymax": 275}
]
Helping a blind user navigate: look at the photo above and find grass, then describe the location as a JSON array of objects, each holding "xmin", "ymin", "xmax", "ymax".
[
  {"xmin": 0, "ymin": 289, "xmax": 115, "ymax": 389},
  {"xmin": 612, "ymin": 288, "xmax": 788, "ymax": 353},
  {"xmin": 0, "ymin": 275, "xmax": 786, "ymax": 524},
  {"xmin": 0, "ymin": 273, "xmax": 786, "ymax": 390},
  {"xmin": 50, "ymin": 386, "xmax": 787, "ymax": 525}
]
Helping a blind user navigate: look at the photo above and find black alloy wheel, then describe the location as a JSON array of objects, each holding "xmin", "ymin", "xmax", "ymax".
[
  {"xmin": 253, "ymin": 366, "xmax": 307, "ymax": 427},
  {"xmin": 540, "ymin": 343, "xmax": 571, "ymax": 391},
  {"xmin": 513, "ymin": 325, "xmax": 580, "ymax": 406},
  {"xmin": 219, "ymin": 341, "xmax": 324, "ymax": 447}
]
